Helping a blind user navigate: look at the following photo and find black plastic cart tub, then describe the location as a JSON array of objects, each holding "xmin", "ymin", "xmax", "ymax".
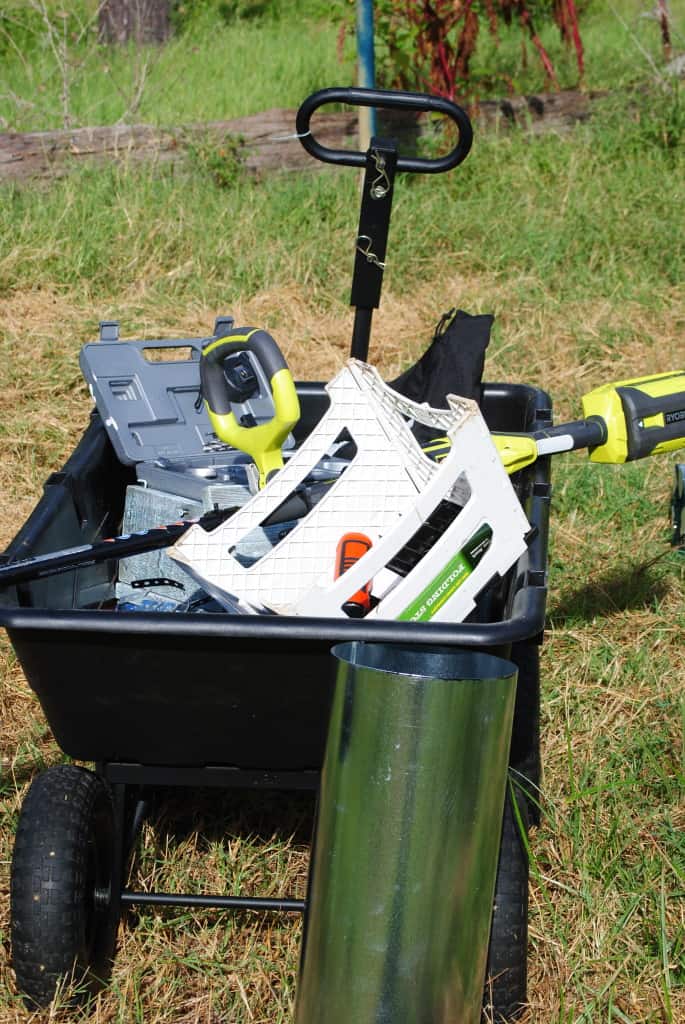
[{"xmin": 0, "ymin": 380, "xmax": 551, "ymax": 774}]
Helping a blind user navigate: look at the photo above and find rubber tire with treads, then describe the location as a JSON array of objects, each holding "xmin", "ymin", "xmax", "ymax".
[
  {"xmin": 482, "ymin": 791, "xmax": 529, "ymax": 1023},
  {"xmin": 11, "ymin": 765, "xmax": 117, "ymax": 1008}
]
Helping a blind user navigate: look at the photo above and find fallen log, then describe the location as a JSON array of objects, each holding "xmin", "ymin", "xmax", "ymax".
[
  {"xmin": 477, "ymin": 88, "xmax": 606, "ymax": 132},
  {"xmin": 0, "ymin": 90, "xmax": 605, "ymax": 183},
  {"xmin": 0, "ymin": 109, "xmax": 358, "ymax": 182}
]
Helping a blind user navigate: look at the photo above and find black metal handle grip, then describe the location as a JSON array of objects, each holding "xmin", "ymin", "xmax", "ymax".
[
  {"xmin": 618, "ymin": 385, "xmax": 685, "ymax": 461},
  {"xmin": 295, "ymin": 87, "xmax": 473, "ymax": 173}
]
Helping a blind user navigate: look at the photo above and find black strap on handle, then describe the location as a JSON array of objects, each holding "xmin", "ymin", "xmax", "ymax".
[{"xmin": 350, "ymin": 137, "xmax": 398, "ymax": 361}]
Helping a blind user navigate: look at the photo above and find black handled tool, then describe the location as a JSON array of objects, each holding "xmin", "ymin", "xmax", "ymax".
[
  {"xmin": 422, "ymin": 371, "xmax": 685, "ymax": 473},
  {"xmin": 0, "ymin": 509, "xmax": 236, "ymax": 589},
  {"xmin": 0, "ymin": 481, "xmax": 331, "ymax": 589}
]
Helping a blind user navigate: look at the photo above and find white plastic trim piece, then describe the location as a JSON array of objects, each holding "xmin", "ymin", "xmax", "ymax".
[
  {"xmin": 535, "ymin": 433, "xmax": 573, "ymax": 456},
  {"xmin": 169, "ymin": 360, "xmax": 531, "ymax": 621}
]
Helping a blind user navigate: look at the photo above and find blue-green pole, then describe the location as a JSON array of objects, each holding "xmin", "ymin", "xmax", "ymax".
[{"xmin": 356, "ymin": 0, "xmax": 377, "ymax": 147}]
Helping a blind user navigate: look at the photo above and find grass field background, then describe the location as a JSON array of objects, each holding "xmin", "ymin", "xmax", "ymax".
[{"xmin": 0, "ymin": 1, "xmax": 684, "ymax": 1021}]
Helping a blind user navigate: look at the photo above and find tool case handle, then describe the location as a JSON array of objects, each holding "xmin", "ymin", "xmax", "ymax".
[{"xmin": 295, "ymin": 87, "xmax": 473, "ymax": 173}]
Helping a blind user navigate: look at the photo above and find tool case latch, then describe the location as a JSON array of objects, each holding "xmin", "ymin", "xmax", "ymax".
[{"xmin": 99, "ymin": 321, "xmax": 120, "ymax": 342}]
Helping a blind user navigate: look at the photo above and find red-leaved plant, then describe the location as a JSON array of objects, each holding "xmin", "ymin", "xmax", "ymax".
[{"xmin": 376, "ymin": 0, "xmax": 585, "ymax": 102}]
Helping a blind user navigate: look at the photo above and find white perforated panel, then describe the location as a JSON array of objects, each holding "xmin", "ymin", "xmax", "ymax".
[{"xmin": 169, "ymin": 360, "xmax": 530, "ymax": 621}]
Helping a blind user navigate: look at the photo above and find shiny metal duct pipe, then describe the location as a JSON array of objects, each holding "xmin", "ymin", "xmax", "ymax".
[{"xmin": 295, "ymin": 642, "xmax": 518, "ymax": 1024}]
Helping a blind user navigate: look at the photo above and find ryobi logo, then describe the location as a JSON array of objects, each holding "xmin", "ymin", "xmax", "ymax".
[{"xmin": 665, "ymin": 409, "xmax": 685, "ymax": 425}]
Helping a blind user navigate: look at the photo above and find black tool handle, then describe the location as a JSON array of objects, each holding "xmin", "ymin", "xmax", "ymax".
[
  {"xmin": 0, "ymin": 519, "xmax": 212, "ymax": 588},
  {"xmin": 200, "ymin": 327, "xmax": 288, "ymax": 417},
  {"xmin": 0, "ymin": 507, "xmax": 239, "ymax": 588},
  {"xmin": 295, "ymin": 87, "xmax": 473, "ymax": 173},
  {"xmin": 0, "ymin": 480, "xmax": 338, "ymax": 589},
  {"xmin": 617, "ymin": 385, "xmax": 685, "ymax": 460}
]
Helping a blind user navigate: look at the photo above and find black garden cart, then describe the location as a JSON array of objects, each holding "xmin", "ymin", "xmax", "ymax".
[{"xmin": 0, "ymin": 89, "xmax": 552, "ymax": 1023}]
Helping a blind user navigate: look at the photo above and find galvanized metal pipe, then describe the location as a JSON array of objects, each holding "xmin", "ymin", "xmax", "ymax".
[{"xmin": 295, "ymin": 642, "xmax": 518, "ymax": 1024}]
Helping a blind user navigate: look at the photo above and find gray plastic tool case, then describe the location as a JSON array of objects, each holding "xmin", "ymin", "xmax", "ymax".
[{"xmin": 79, "ymin": 319, "xmax": 286, "ymax": 501}]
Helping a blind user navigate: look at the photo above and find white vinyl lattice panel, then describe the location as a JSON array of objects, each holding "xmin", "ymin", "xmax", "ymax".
[{"xmin": 170, "ymin": 361, "xmax": 531, "ymax": 621}]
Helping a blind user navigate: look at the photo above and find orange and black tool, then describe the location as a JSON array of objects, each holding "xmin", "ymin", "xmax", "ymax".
[{"xmin": 335, "ymin": 532, "xmax": 373, "ymax": 618}]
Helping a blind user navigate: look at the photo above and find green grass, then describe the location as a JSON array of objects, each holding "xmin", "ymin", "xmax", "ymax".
[
  {"xmin": 0, "ymin": 1, "xmax": 684, "ymax": 1022},
  {"xmin": 1, "ymin": 0, "xmax": 681, "ymax": 132},
  {"xmin": 0, "ymin": 0, "xmax": 352, "ymax": 132},
  {"xmin": 0, "ymin": 96, "xmax": 682, "ymax": 311}
]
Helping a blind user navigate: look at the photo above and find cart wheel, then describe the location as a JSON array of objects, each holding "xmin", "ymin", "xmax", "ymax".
[
  {"xmin": 482, "ymin": 791, "xmax": 529, "ymax": 1023},
  {"xmin": 11, "ymin": 765, "xmax": 117, "ymax": 1008}
]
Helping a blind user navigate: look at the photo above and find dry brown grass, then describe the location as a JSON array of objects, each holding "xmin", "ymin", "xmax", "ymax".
[{"xmin": 1, "ymin": 279, "xmax": 684, "ymax": 1022}]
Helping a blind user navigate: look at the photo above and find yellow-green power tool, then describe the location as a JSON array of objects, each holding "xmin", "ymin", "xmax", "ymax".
[
  {"xmin": 200, "ymin": 327, "xmax": 300, "ymax": 488},
  {"xmin": 428, "ymin": 371, "xmax": 685, "ymax": 473}
]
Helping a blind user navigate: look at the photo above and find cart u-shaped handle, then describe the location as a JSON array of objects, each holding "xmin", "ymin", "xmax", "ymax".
[
  {"xmin": 200, "ymin": 328, "xmax": 300, "ymax": 488},
  {"xmin": 295, "ymin": 87, "xmax": 473, "ymax": 173}
]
